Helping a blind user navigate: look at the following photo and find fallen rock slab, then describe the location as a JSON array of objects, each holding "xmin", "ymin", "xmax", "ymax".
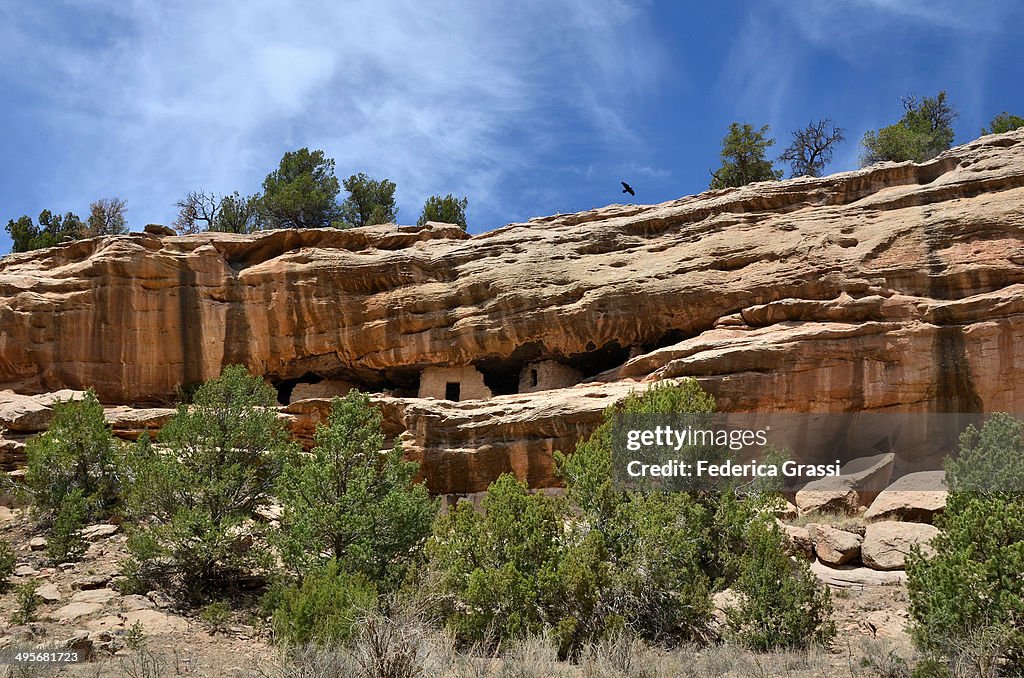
[
  {"xmin": 796, "ymin": 453, "xmax": 895, "ymax": 515},
  {"xmin": 861, "ymin": 521, "xmax": 940, "ymax": 571},
  {"xmin": 810, "ymin": 560, "xmax": 907, "ymax": 588},
  {"xmin": 865, "ymin": 471, "xmax": 947, "ymax": 522}
]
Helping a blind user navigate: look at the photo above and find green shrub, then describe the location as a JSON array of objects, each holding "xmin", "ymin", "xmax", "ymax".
[
  {"xmin": 0, "ymin": 540, "xmax": 15, "ymax": 592},
  {"xmin": 908, "ymin": 412, "xmax": 1024, "ymax": 670},
  {"xmin": 425, "ymin": 380, "xmax": 825, "ymax": 657},
  {"xmin": 10, "ymin": 580, "xmax": 39, "ymax": 625},
  {"xmin": 860, "ymin": 91, "xmax": 957, "ymax": 165},
  {"xmin": 200, "ymin": 601, "xmax": 232, "ymax": 635},
  {"xmin": 725, "ymin": 519, "xmax": 834, "ymax": 651},
  {"xmin": 272, "ymin": 560, "xmax": 378, "ymax": 646},
  {"xmin": 123, "ymin": 365, "xmax": 295, "ymax": 598},
  {"xmin": 274, "ymin": 390, "xmax": 435, "ymax": 590},
  {"xmin": 427, "ymin": 473, "xmax": 565, "ymax": 646},
  {"xmin": 46, "ymin": 488, "xmax": 88, "ymax": 563},
  {"xmin": 25, "ymin": 390, "xmax": 122, "ymax": 519}
]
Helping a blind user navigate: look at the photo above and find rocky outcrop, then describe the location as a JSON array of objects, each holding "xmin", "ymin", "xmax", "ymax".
[{"xmin": 3, "ymin": 130, "xmax": 1024, "ymax": 493}]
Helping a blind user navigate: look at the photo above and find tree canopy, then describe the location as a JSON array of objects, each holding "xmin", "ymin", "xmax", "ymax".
[
  {"xmin": 260, "ymin": 148, "xmax": 343, "ymax": 229},
  {"xmin": 6, "ymin": 210, "xmax": 85, "ymax": 253},
  {"xmin": 85, "ymin": 198, "xmax": 129, "ymax": 237},
  {"xmin": 709, "ymin": 123, "xmax": 783, "ymax": 189},
  {"xmin": 339, "ymin": 173, "xmax": 398, "ymax": 228},
  {"xmin": 275, "ymin": 389, "xmax": 435, "ymax": 590},
  {"xmin": 982, "ymin": 111, "xmax": 1024, "ymax": 136},
  {"xmin": 417, "ymin": 194, "xmax": 468, "ymax": 230},
  {"xmin": 860, "ymin": 91, "xmax": 958, "ymax": 165}
]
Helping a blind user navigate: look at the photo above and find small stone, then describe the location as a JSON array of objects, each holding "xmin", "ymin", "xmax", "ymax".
[
  {"xmin": 14, "ymin": 565, "xmax": 38, "ymax": 577},
  {"xmin": 29, "ymin": 537, "xmax": 47, "ymax": 551},
  {"xmin": 64, "ymin": 632, "xmax": 93, "ymax": 660},
  {"xmin": 89, "ymin": 630, "xmax": 115, "ymax": 643}
]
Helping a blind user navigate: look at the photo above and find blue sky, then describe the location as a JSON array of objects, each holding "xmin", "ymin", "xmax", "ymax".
[{"xmin": 1, "ymin": 1, "xmax": 1022, "ymax": 252}]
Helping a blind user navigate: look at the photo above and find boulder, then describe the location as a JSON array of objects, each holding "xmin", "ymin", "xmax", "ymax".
[
  {"xmin": 861, "ymin": 521, "xmax": 939, "ymax": 571},
  {"xmin": 796, "ymin": 453, "xmax": 895, "ymax": 515},
  {"xmin": 808, "ymin": 523, "xmax": 863, "ymax": 566},
  {"xmin": 865, "ymin": 471, "xmax": 947, "ymax": 522},
  {"xmin": 143, "ymin": 223, "xmax": 176, "ymax": 237},
  {"xmin": 29, "ymin": 536, "xmax": 47, "ymax": 551},
  {"xmin": 0, "ymin": 390, "xmax": 86, "ymax": 432}
]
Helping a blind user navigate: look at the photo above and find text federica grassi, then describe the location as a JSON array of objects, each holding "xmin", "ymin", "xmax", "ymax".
[{"xmin": 624, "ymin": 459, "xmax": 842, "ymax": 479}]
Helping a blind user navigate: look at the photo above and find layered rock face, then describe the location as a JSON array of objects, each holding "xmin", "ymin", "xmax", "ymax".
[{"xmin": 2, "ymin": 130, "xmax": 1024, "ymax": 493}]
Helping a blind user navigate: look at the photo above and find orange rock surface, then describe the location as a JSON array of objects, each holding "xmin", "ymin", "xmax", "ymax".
[{"xmin": 3, "ymin": 130, "xmax": 1024, "ymax": 492}]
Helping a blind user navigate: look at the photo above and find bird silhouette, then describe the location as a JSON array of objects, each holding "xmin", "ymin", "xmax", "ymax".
[{"xmin": 621, "ymin": 181, "xmax": 635, "ymax": 196}]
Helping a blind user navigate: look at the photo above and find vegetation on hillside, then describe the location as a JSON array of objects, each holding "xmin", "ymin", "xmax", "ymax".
[
  {"xmin": 860, "ymin": 91, "xmax": 958, "ymax": 165},
  {"xmin": 10, "ymin": 366, "xmax": 1024, "ymax": 675},
  {"xmin": 907, "ymin": 412, "xmax": 1024, "ymax": 674}
]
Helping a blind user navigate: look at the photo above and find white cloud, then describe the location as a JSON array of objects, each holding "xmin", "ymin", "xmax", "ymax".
[{"xmin": 1, "ymin": 0, "xmax": 663, "ymax": 232}]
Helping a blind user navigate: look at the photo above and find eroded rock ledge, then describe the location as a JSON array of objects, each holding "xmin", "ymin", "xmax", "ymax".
[{"xmin": 3, "ymin": 130, "xmax": 1024, "ymax": 493}]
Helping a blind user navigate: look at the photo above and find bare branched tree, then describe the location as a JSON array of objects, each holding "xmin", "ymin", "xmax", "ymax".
[
  {"xmin": 86, "ymin": 197, "xmax": 129, "ymax": 236},
  {"xmin": 779, "ymin": 119, "xmax": 845, "ymax": 178},
  {"xmin": 173, "ymin": 190, "xmax": 219, "ymax": 234}
]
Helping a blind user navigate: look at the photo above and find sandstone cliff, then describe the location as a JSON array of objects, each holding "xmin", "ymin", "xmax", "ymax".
[{"xmin": 2, "ymin": 130, "xmax": 1024, "ymax": 492}]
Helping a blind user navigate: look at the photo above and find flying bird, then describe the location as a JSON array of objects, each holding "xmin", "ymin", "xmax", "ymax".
[{"xmin": 621, "ymin": 181, "xmax": 635, "ymax": 197}]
